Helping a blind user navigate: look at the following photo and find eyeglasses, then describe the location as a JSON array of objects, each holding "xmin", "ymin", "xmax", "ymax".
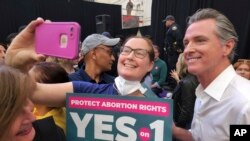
[
  {"xmin": 95, "ymin": 46, "xmax": 113, "ymax": 56},
  {"xmin": 120, "ymin": 46, "xmax": 149, "ymax": 59}
]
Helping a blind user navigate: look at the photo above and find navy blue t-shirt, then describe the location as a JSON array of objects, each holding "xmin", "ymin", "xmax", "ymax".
[{"xmin": 69, "ymin": 66, "xmax": 114, "ymax": 84}]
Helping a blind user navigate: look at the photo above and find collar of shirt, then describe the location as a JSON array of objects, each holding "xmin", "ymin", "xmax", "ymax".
[
  {"xmin": 196, "ymin": 65, "xmax": 236, "ymax": 101},
  {"xmin": 79, "ymin": 68, "xmax": 104, "ymax": 83},
  {"xmin": 80, "ymin": 67, "xmax": 114, "ymax": 84}
]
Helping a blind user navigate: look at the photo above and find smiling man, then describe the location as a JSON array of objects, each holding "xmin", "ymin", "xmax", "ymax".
[{"xmin": 172, "ymin": 8, "xmax": 250, "ymax": 141}]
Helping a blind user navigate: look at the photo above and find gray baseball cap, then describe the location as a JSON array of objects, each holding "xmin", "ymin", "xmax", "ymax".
[{"xmin": 81, "ymin": 34, "xmax": 120, "ymax": 55}]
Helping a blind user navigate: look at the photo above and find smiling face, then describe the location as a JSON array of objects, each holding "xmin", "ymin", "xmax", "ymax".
[
  {"xmin": 183, "ymin": 19, "xmax": 234, "ymax": 86},
  {"xmin": 0, "ymin": 66, "xmax": 36, "ymax": 141},
  {"xmin": 117, "ymin": 37, "xmax": 154, "ymax": 81},
  {"xmin": 8, "ymin": 99, "xmax": 36, "ymax": 141}
]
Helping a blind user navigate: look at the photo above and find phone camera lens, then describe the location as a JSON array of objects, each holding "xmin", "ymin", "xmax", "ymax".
[{"xmin": 70, "ymin": 27, "xmax": 74, "ymax": 32}]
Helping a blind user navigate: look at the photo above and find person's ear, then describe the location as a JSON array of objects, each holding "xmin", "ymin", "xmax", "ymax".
[
  {"xmin": 92, "ymin": 53, "xmax": 96, "ymax": 60},
  {"xmin": 90, "ymin": 50, "xmax": 97, "ymax": 60},
  {"xmin": 223, "ymin": 39, "xmax": 235, "ymax": 57}
]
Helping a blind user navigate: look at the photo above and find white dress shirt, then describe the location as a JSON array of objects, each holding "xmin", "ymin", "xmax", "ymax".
[{"xmin": 190, "ymin": 65, "xmax": 250, "ymax": 141}]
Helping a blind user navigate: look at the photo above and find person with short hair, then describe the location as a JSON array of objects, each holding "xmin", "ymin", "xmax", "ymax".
[
  {"xmin": 162, "ymin": 15, "xmax": 183, "ymax": 90},
  {"xmin": 68, "ymin": 34, "xmax": 120, "ymax": 83},
  {"xmin": 172, "ymin": 8, "xmax": 250, "ymax": 141}
]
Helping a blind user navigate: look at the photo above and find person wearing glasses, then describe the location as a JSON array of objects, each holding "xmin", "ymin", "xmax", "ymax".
[
  {"xmin": 233, "ymin": 59, "xmax": 250, "ymax": 80},
  {"xmin": 68, "ymin": 34, "xmax": 120, "ymax": 84},
  {"xmin": 68, "ymin": 37, "xmax": 157, "ymax": 98},
  {"xmin": 5, "ymin": 18, "xmax": 158, "ymax": 108}
]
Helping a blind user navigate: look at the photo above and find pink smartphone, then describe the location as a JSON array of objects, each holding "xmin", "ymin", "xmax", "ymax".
[{"xmin": 35, "ymin": 22, "xmax": 81, "ymax": 59}]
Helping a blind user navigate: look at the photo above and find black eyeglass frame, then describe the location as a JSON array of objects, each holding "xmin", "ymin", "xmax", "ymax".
[
  {"xmin": 119, "ymin": 46, "xmax": 149, "ymax": 59},
  {"xmin": 95, "ymin": 46, "xmax": 114, "ymax": 56}
]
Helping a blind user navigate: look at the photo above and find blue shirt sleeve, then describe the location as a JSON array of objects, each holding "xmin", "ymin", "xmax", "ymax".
[{"xmin": 72, "ymin": 81, "xmax": 116, "ymax": 95}]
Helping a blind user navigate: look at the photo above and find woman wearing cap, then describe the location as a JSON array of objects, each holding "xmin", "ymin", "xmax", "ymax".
[{"xmin": 5, "ymin": 18, "xmax": 158, "ymax": 107}]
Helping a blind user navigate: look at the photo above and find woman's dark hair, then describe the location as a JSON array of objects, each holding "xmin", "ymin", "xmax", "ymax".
[
  {"xmin": 0, "ymin": 42, "xmax": 7, "ymax": 49},
  {"xmin": 122, "ymin": 36, "xmax": 155, "ymax": 62},
  {"xmin": 31, "ymin": 62, "xmax": 69, "ymax": 83}
]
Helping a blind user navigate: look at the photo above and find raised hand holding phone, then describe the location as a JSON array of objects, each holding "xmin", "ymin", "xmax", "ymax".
[
  {"xmin": 5, "ymin": 18, "xmax": 45, "ymax": 71},
  {"xmin": 35, "ymin": 22, "xmax": 81, "ymax": 59}
]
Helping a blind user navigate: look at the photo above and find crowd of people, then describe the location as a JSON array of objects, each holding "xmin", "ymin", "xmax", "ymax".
[{"xmin": 0, "ymin": 8, "xmax": 250, "ymax": 141}]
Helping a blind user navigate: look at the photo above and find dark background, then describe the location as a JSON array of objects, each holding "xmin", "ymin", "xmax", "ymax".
[
  {"xmin": 0, "ymin": 0, "xmax": 249, "ymax": 61},
  {"xmin": 0, "ymin": 0, "xmax": 122, "ymax": 43},
  {"xmin": 151, "ymin": 0, "xmax": 250, "ymax": 62}
]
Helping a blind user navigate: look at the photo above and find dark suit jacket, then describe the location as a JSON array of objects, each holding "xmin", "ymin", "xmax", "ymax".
[{"xmin": 172, "ymin": 74, "xmax": 198, "ymax": 129}]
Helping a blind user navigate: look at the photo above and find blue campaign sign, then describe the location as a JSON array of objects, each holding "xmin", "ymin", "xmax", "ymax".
[{"xmin": 66, "ymin": 93, "xmax": 173, "ymax": 141}]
